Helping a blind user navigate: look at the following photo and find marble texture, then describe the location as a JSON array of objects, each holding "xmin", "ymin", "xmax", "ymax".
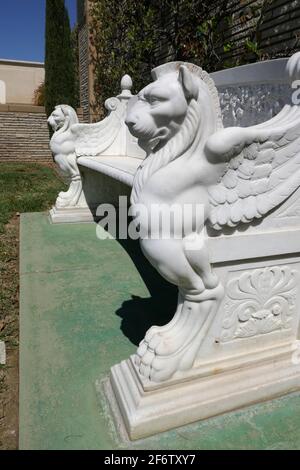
[
  {"xmin": 47, "ymin": 54, "xmax": 300, "ymax": 439},
  {"xmin": 49, "ymin": 58, "xmax": 296, "ymax": 223},
  {"xmin": 48, "ymin": 105, "xmax": 85, "ymax": 211},
  {"xmin": 109, "ymin": 53, "xmax": 300, "ymax": 439},
  {"xmin": 124, "ymin": 56, "xmax": 300, "ymax": 383},
  {"xmin": 48, "ymin": 75, "xmax": 145, "ymax": 224}
]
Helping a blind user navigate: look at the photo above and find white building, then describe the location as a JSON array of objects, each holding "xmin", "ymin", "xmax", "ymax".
[{"xmin": 0, "ymin": 59, "xmax": 44, "ymax": 105}]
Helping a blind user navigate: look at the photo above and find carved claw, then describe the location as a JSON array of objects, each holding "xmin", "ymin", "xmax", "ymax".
[
  {"xmin": 135, "ymin": 283, "xmax": 224, "ymax": 382},
  {"xmin": 136, "ymin": 339, "xmax": 195, "ymax": 382},
  {"xmin": 143, "ymin": 296, "xmax": 184, "ymax": 345},
  {"xmin": 144, "ymin": 325, "xmax": 162, "ymax": 343},
  {"xmin": 55, "ymin": 180, "xmax": 83, "ymax": 208}
]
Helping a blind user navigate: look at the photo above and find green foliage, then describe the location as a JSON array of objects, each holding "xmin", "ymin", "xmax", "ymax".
[
  {"xmin": 245, "ymin": 39, "xmax": 259, "ymax": 55},
  {"xmin": 45, "ymin": 0, "xmax": 78, "ymax": 117},
  {"xmin": 0, "ymin": 164, "xmax": 65, "ymax": 233},
  {"xmin": 0, "ymin": 163, "xmax": 64, "ymax": 355},
  {"xmin": 90, "ymin": 0, "xmax": 163, "ymax": 117},
  {"xmin": 71, "ymin": 25, "xmax": 80, "ymax": 110},
  {"xmin": 33, "ymin": 81, "xmax": 45, "ymax": 106},
  {"xmin": 77, "ymin": 0, "xmax": 86, "ymax": 26},
  {"xmin": 89, "ymin": 0, "xmax": 235, "ymax": 114},
  {"xmin": 89, "ymin": 0, "xmax": 285, "ymax": 113},
  {"xmin": 176, "ymin": 2, "xmax": 233, "ymax": 68},
  {"xmin": 223, "ymin": 43, "xmax": 233, "ymax": 53}
]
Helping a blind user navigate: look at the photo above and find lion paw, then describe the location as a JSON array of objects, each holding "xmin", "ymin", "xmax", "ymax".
[
  {"xmin": 135, "ymin": 284, "xmax": 224, "ymax": 382},
  {"xmin": 135, "ymin": 316, "xmax": 199, "ymax": 382},
  {"xmin": 135, "ymin": 337, "xmax": 194, "ymax": 382}
]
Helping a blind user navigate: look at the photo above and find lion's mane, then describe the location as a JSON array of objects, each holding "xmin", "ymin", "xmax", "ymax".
[{"xmin": 131, "ymin": 76, "xmax": 222, "ymax": 205}]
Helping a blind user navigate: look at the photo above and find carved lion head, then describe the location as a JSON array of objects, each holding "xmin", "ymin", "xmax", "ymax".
[
  {"xmin": 126, "ymin": 63, "xmax": 222, "ymax": 153},
  {"xmin": 47, "ymin": 104, "xmax": 79, "ymax": 133},
  {"xmin": 128, "ymin": 62, "xmax": 222, "ymax": 204}
]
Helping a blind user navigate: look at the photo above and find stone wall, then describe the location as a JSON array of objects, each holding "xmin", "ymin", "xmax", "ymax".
[
  {"xmin": 258, "ymin": 0, "xmax": 300, "ymax": 58},
  {"xmin": 0, "ymin": 105, "xmax": 82, "ymax": 163},
  {"xmin": 78, "ymin": 23, "xmax": 90, "ymax": 122},
  {"xmin": 152, "ymin": 0, "xmax": 300, "ymax": 69},
  {"xmin": 82, "ymin": 0, "xmax": 300, "ymax": 117},
  {"xmin": 217, "ymin": 0, "xmax": 300, "ymax": 67}
]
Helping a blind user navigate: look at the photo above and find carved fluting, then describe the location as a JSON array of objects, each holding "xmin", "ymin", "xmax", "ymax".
[
  {"xmin": 218, "ymin": 84, "xmax": 290, "ymax": 127},
  {"xmin": 72, "ymin": 75, "xmax": 133, "ymax": 157},
  {"xmin": 73, "ymin": 99, "xmax": 124, "ymax": 157},
  {"xmin": 221, "ymin": 266, "xmax": 298, "ymax": 342}
]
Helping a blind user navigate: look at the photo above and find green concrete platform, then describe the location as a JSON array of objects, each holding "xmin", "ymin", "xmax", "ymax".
[{"xmin": 20, "ymin": 213, "xmax": 300, "ymax": 450}]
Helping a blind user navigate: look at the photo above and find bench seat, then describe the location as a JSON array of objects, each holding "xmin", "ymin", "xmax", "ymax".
[{"xmin": 78, "ymin": 155, "xmax": 142, "ymax": 188}]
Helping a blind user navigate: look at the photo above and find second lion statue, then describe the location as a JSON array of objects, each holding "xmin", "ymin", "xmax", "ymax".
[
  {"xmin": 125, "ymin": 54, "xmax": 300, "ymax": 383},
  {"xmin": 48, "ymin": 105, "xmax": 82, "ymax": 208}
]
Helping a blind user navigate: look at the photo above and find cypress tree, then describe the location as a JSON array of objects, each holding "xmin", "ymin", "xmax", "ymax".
[{"xmin": 45, "ymin": 0, "xmax": 77, "ymax": 117}]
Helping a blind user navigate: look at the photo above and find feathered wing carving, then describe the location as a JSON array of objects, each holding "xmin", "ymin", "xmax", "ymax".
[
  {"xmin": 70, "ymin": 98, "xmax": 124, "ymax": 157},
  {"xmin": 207, "ymin": 104, "xmax": 300, "ymax": 230}
]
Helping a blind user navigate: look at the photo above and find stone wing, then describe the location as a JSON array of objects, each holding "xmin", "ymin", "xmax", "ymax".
[
  {"xmin": 71, "ymin": 97, "xmax": 124, "ymax": 157},
  {"xmin": 208, "ymin": 104, "xmax": 300, "ymax": 230}
]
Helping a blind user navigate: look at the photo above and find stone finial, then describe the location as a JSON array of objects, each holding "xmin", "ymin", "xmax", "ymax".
[{"xmin": 119, "ymin": 74, "xmax": 133, "ymax": 98}]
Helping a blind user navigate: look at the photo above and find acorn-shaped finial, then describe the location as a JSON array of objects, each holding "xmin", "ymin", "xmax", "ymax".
[{"xmin": 120, "ymin": 74, "xmax": 133, "ymax": 97}]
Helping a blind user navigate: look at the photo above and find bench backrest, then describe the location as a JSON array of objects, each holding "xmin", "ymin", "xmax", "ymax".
[
  {"xmin": 73, "ymin": 58, "xmax": 292, "ymax": 160},
  {"xmin": 212, "ymin": 58, "xmax": 291, "ymax": 127}
]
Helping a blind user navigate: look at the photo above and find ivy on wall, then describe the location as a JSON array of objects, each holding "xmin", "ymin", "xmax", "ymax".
[
  {"xmin": 89, "ymin": 0, "xmax": 163, "ymax": 117},
  {"xmin": 89, "ymin": 0, "xmax": 300, "ymax": 115}
]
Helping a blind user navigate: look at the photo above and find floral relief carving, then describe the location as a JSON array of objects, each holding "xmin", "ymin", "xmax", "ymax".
[
  {"xmin": 221, "ymin": 266, "xmax": 298, "ymax": 342},
  {"xmin": 218, "ymin": 84, "xmax": 291, "ymax": 127}
]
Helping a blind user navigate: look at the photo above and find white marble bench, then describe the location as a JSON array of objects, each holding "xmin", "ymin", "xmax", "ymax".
[
  {"xmin": 48, "ymin": 75, "xmax": 145, "ymax": 223},
  {"xmin": 49, "ymin": 57, "xmax": 292, "ymax": 224},
  {"xmin": 107, "ymin": 53, "xmax": 300, "ymax": 440},
  {"xmin": 47, "ymin": 53, "xmax": 300, "ymax": 440},
  {"xmin": 78, "ymin": 155, "xmax": 139, "ymax": 188}
]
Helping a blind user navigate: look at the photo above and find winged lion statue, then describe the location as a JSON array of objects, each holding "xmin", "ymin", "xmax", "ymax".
[{"xmin": 125, "ymin": 52, "xmax": 300, "ymax": 383}]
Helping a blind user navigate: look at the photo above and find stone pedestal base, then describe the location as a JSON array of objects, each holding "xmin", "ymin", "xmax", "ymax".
[
  {"xmin": 108, "ymin": 218, "xmax": 300, "ymax": 440},
  {"xmin": 110, "ymin": 354, "xmax": 300, "ymax": 440},
  {"xmin": 49, "ymin": 206, "xmax": 94, "ymax": 224}
]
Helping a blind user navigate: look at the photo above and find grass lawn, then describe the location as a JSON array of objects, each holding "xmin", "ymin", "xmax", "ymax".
[{"xmin": 0, "ymin": 162, "xmax": 64, "ymax": 450}]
